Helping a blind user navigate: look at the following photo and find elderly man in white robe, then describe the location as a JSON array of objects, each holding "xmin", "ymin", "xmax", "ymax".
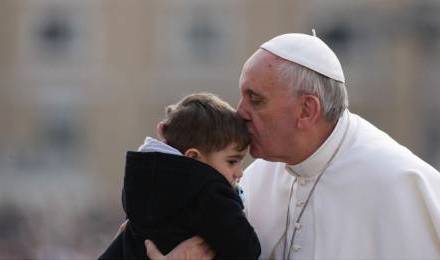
[{"xmin": 144, "ymin": 32, "xmax": 440, "ymax": 260}]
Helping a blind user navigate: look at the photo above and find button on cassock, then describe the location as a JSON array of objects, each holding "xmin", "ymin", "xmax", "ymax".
[
  {"xmin": 293, "ymin": 244, "xmax": 302, "ymax": 252},
  {"xmin": 296, "ymin": 201, "xmax": 305, "ymax": 207}
]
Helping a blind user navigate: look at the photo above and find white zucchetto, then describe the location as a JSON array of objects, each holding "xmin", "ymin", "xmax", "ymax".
[{"xmin": 260, "ymin": 33, "xmax": 345, "ymax": 83}]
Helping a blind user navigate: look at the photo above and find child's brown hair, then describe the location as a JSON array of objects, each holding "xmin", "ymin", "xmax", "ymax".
[{"xmin": 159, "ymin": 92, "xmax": 250, "ymax": 154}]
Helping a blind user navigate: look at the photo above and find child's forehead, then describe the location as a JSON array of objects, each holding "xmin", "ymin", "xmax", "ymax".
[
  {"xmin": 219, "ymin": 143, "xmax": 248, "ymax": 155},
  {"xmin": 199, "ymin": 142, "xmax": 248, "ymax": 157}
]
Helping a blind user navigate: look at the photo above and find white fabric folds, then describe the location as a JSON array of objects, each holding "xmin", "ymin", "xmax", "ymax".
[{"xmin": 240, "ymin": 110, "xmax": 440, "ymax": 259}]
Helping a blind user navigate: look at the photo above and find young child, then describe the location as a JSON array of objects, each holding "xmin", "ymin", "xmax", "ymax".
[{"xmin": 99, "ymin": 93, "xmax": 261, "ymax": 259}]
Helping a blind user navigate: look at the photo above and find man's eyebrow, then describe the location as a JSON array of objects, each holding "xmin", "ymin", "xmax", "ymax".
[{"xmin": 245, "ymin": 89, "xmax": 261, "ymax": 97}]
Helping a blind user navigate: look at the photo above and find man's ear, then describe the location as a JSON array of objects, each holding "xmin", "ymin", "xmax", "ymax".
[
  {"xmin": 184, "ymin": 148, "xmax": 202, "ymax": 159},
  {"xmin": 297, "ymin": 94, "xmax": 321, "ymax": 129}
]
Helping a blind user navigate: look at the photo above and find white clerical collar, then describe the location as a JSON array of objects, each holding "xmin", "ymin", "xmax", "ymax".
[{"xmin": 286, "ymin": 110, "xmax": 349, "ymax": 178}]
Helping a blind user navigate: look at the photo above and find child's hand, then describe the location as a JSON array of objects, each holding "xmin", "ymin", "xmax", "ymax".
[
  {"xmin": 113, "ymin": 219, "xmax": 128, "ymax": 239},
  {"xmin": 145, "ymin": 236, "xmax": 214, "ymax": 260}
]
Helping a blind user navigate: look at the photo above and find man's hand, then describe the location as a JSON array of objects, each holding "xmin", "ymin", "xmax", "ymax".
[{"xmin": 145, "ymin": 236, "xmax": 214, "ymax": 260}]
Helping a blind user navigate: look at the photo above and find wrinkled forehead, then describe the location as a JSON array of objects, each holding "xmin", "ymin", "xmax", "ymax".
[
  {"xmin": 240, "ymin": 49, "xmax": 289, "ymax": 92},
  {"xmin": 241, "ymin": 49, "xmax": 285, "ymax": 78},
  {"xmin": 243, "ymin": 49, "xmax": 278, "ymax": 69}
]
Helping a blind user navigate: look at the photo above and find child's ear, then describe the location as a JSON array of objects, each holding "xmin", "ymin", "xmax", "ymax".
[
  {"xmin": 156, "ymin": 122, "xmax": 166, "ymax": 140},
  {"xmin": 184, "ymin": 148, "xmax": 201, "ymax": 159}
]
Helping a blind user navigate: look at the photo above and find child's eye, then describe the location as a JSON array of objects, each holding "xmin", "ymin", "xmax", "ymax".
[{"xmin": 228, "ymin": 160, "xmax": 238, "ymax": 165}]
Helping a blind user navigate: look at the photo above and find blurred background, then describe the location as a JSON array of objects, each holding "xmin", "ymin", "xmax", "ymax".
[{"xmin": 0, "ymin": 0, "xmax": 439, "ymax": 258}]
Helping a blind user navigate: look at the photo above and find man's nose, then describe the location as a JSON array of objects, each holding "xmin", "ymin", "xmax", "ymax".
[{"xmin": 237, "ymin": 99, "xmax": 250, "ymax": 121}]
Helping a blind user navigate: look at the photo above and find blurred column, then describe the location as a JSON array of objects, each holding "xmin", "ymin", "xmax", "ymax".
[{"xmin": 0, "ymin": 0, "xmax": 20, "ymax": 156}]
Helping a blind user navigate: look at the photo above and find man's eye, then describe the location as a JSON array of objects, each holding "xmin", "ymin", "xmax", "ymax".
[{"xmin": 249, "ymin": 94, "xmax": 263, "ymax": 105}]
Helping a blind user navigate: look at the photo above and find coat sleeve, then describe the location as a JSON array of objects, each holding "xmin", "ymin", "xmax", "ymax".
[
  {"xmin": 194, "ymin": 181, "xmax": 261, "ymax": 259},
  {"xmin": 98, "ymin": 233, "xmax": 124, "ymax": 260}
]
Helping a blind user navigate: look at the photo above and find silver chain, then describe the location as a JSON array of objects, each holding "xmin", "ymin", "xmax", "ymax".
[{"xmin": 282, "ymin": 123, "xmax": 349, "ymax": 259}]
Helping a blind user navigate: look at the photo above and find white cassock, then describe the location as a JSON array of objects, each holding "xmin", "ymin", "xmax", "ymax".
[{"xmin": 240, "ymin": 109, "xmax": 440, "ymax": 260}]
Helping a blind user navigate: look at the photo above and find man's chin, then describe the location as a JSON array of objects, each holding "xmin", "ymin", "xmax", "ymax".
[
  {"xmin": 250, "ymin": 147, "xmax": 282, "ymax": 162},
  {"xmin": 249, "ymin": 146, "xmax": 263, "ymax": 159}
]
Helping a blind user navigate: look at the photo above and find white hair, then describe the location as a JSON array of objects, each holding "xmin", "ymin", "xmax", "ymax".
[{"xmin": 277, "ymin": 60, "xmax": 349, "ymax": 122}]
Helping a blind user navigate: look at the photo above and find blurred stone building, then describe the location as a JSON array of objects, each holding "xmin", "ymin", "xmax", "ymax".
[{"xmin": 0, "ymin": 0, "xmax": 439, "ymax": 258}]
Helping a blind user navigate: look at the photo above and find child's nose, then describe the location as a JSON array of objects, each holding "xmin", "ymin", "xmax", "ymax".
[{"xmin": 234, "ymin": 169, "xmax": 243, "ymax": 179}]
